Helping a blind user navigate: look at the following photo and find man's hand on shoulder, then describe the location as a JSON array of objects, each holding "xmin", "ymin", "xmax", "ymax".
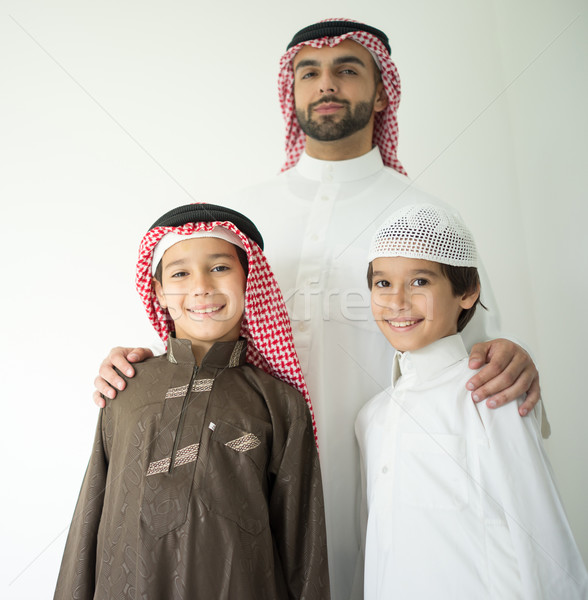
[
  {"xmin": 466, "ymin": 339, "xmax": 540, "ymax": 417},
  {"xmin": 93, "ymin": 347, "xmax": 154, "ymax": 408}
]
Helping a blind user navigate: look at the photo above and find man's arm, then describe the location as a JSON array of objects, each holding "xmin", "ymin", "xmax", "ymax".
[
  {"xmin": 466, "ymin": 339, "xmax": 539, "ymax": 416},
  {"xmin": 93, "ymin": 341, "xmax": 541, "ymax": 418},
  {"xmin": 93, "ymin": 347, "xmax": 153, "ymax": 407}
]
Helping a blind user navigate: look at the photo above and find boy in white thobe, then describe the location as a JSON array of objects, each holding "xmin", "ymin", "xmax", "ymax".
[{"xmin": 356, "ymin": 204, "xmax": 587, "ymax": 599}]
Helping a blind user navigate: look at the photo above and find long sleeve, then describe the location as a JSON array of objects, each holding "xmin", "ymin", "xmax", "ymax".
[
  {"xmin": 54, "ymin": 411, "xmax": 108, "ymax": 600},
  {"xmin": 268, "ymin": 412, "xmax": 330, "ymax": 600},
  {"xmin": 476, "ymin": 400, "xmax": 588, "ymax": 598}
]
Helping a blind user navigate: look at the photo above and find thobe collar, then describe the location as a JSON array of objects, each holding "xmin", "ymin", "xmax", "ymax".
[
  {"xmin": 166, "ymin": 335, "xmax": 247, "ymax": 369},
  {"xmin": 391, "ymin": 334, "xmax": 468, "ymax": 387},
  {"xmin": 295, "ymin": 147, "xmax": 384, "ymax": 183}
]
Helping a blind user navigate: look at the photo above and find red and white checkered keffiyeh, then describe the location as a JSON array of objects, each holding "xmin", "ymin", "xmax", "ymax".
[
  {"xmin": 278, "ymin": 17, "xmax": 407, "ymax": 175},
  {"xmin": 135, "ymin": 220, "xmax": 318, "ymax": 444}
]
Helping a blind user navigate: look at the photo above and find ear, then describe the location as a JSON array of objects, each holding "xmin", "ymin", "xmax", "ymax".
[
  {"xmin": 374, "ymin": 82, "xmax": 389, "ymax": 113},
  {"xmin": 153, "ymin": 278, "xmax": 167, "ymax": 309},
  {"xmin": 458, "ymin": 283, "xmax": 480, "ymax": 310}
]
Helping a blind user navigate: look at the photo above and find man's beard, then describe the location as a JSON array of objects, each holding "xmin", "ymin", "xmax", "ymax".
[{"xmin": 296, "ymin": 95, "xmax": 375, "ymax": 142}]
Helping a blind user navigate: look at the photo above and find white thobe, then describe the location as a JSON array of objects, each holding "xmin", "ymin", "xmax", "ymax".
[
  {"xmin": 355, "ymin": 335, "xmax": 586, "ymax": 599},
  {"xmin": 223, "ymin": 148, "xmax": 503, "ymax": 599}
]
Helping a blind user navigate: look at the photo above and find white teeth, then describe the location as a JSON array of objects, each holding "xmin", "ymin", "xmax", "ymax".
[
  {"xmin": 189, "ymin": 306, "xmax": 221, "ymax": 314},
  {"xmin": 388, "ymin": 319, "xmax": 417, "ymax": 328}
]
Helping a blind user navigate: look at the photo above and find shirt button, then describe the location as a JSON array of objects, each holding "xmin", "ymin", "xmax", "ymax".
[
  {"xmin": 310, "ymin": 233, "xmax": 319, "ymax": 242},
  {"xmin": 382, "ymin": 466, "xmax": 388, "ymax": 474},
  {"xmin": 298, "ymin": 322, "xmax": 307, "ymax": 332},
  {"xmin": 321, "ymin": 195, "xmax": 330, "ymax": 202}
]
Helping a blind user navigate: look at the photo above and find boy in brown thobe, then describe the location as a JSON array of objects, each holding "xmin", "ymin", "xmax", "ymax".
[{"xmin": 55, "ymin": 204, "xmax": 329, "ymax": 599}]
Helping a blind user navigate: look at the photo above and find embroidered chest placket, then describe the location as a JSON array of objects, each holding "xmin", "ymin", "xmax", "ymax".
[
  {"xmin": 140, "ymin": 361, "xmax": 213, "ymax": 538},
  {"xmin": 141, "ymin": 340, "xmax": 265, "ymax": 538}
]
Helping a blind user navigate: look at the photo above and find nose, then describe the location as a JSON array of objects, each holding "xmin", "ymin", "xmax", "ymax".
[
  {"xmin": 318, "ymin": 72, "xmax": 337, "ymax": 94},
  {"xmin": 189, "ymin": 273, "xmax": 213, "ymax": 296},
  {"xmin": 379, "ymin": 285, "xmax": 411, "ymax": 313}
]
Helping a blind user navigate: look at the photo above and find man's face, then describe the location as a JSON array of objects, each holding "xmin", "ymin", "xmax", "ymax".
[{"xmin": 292, "ymin": 39, "xmax": 387, "ymax": 142}]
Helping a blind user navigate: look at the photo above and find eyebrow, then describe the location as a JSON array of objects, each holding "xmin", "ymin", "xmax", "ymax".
[
  {"xmin": 163, "ymin": 253, "xmax": 237, "ymax": 270},
  {"xmin": 333, "ymin": 55, "xmax": 367, "ymax": 68},
  {"xmin": 371, "ymin": 268, "xmax": 440, "ymax": 278},
  {"xmin": 410, "ymin": 269, "xmax": 439, "ymax": 277},
  {"xmin": 207, "ymin": 253, "xmax": 237, "ymax": 261},
  {"xmin": 294, "ymin": 55, "xmax": 367, "ymax": 72}
]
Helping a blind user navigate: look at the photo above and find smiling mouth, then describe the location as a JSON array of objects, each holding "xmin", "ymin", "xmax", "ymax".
[
  {"xmin": 387, "ymin": 319, "xmax": 422, "ymax": 328},
  {"xmin": 188, "ymin": 306, "xmax": 224, "ymax": 316}
]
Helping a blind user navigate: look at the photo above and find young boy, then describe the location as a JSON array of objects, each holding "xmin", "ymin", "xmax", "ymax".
[
  {"xmin": 355, "ymin": 204, "xmax": 588, "ymax": 599},
  {"xmin": 55, "ymin": 203, "xmax": 330, "ymax": 599}
]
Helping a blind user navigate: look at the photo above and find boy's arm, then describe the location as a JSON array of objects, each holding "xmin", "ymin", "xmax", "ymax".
[
  {"xmin": 268, "ymin": 411, "xmax": 330, "ymax": 600},
  {"xmin": 54, "ymin": 411, "xmax": 109, "ymax": 599},
  {"xmin": 476, "ymin": 400, "xmax": 587, "ymax": 595}
]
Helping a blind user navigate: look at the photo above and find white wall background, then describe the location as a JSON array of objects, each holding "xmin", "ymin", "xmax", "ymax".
[{"xmin": 1, "ymin": 0, "xmax": 586, "ymax": 597}]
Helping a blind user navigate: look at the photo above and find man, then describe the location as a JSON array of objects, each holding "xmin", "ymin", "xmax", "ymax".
[{"xmin": 94, "ymin": 20, "xmax": 541, "ymax": 599}]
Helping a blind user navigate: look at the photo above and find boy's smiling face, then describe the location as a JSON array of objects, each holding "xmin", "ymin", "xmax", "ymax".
[
  {"xmin": 370, "ymin": 256, "xmax": 478, "ymax": 352},
  {"xmin": 153, "ymin": 237, "xmax": 246, "ymax": 362}
]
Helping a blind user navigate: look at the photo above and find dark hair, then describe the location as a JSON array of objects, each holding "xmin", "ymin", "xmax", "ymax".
[
  {"xmin": 366, "ymin": 261, "xmax": 485, "ymax": 332},
  {"xmin": 153, "ymin": 245, "xmax": 249, "ymax": 284},
  {"xmin": 438, "ymin": 264, "xmax": 484, "ymax": 332}
]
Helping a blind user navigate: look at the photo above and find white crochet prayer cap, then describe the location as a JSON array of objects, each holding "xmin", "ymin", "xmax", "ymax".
[
  {"xmin": 368, "ymin": 204, "xmax": 478, "ymax": 267},
  {"xmin": 151, "ymin": 227, "xmax": 245, "ymax": 276}
]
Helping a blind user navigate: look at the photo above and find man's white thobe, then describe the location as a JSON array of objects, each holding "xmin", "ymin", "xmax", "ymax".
[{"xmin": 224, "ymin": 147, "xmax": 502, "ymax": 599}]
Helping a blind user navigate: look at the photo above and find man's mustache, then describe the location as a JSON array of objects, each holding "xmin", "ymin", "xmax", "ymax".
[{"xmin": 309, "ymin": 96, "xmax": 351, "ymax": 110}]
